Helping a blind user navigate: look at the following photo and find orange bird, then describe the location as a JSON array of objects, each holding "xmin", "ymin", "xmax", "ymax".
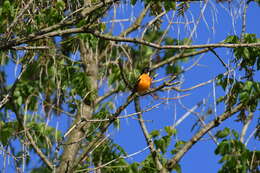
[
  {"xmin": 135, "ymin": 67, "xmax": 152, "ymax": 94},
  {"xmin": 128, "ymin": 67, "xmax": 152, "ymax": 101}
]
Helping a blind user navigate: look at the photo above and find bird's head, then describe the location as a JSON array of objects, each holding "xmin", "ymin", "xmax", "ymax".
[{"xmin": 142, "ymin": 67, "xmax": 150, "ymax": 74}]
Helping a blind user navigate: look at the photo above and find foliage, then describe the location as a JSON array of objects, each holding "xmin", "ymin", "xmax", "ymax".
[{"xmin": 215, "ymin": 128, "xmax": 260, "ymax": 173}]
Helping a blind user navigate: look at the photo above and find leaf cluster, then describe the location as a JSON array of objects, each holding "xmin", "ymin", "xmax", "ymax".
[{"xmin": 215, "ymin": 128, "xmax": 259, "ymax": 173}]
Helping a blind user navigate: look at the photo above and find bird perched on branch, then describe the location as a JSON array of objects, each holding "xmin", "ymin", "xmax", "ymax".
[
  {"xmin": 134, "ymin": 67, "xmax": 152, "ymax": 94},
  {"xmin": 128, "ymin": 67, "xmax": 156, "ymax": 101}
]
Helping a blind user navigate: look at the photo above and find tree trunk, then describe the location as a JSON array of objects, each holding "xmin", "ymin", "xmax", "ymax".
[{"xmin": 56, "ymin": 40, "xmax": 98, "ymax": 173}]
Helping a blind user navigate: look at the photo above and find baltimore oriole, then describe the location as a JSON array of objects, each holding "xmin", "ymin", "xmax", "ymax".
[
  {"xmin": 135, "ymin": 67, "xmax": 152, "ymax": 94},
  {"xmin": 128, "ymin": 67, "xmax": 152, "ymax": 100}
]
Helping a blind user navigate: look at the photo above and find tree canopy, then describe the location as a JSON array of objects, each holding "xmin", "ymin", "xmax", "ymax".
[{"xmin": 0, "ymin": 0, "xmax": 259, "ymax": 173}]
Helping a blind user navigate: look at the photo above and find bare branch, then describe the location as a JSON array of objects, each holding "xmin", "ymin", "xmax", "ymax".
[
  {"xmin": 245, "ymin": 127, "xmax": 259, "ymax": 146},
  {"xmin": 141, "ymin": 11, "xmax": 167, "ymax": 39},
  {"xmin": 241, "ymin": 0, "xmax": 249, "ymax": 40},
  {"xmin": 11, "ymin": 46, "xmax": 50, "ymax": 50},
  {"xmin": 95, "ymin": 88, "xmax": 119, "ymax": 105},
  {"xmin": 178, "ymin": 100, "xmax": 219, "ymax": 145},
  {"xmin": 172, "ymin": 104, "xmax": 199, "ymax": 129},
  {"xmin": 240, "ymin": 112, "xmax": 254, "ymax": 143},
  {"xmin": 120, "ymin": 3, "xmax": 150, "ymax": 37},
  {"xmin": 209, "ymin": 48, "xmax": 229, "ymax": 70},
  {"xmin": 134, "ymin": 97, "xmax": 164, "ymax": 171},
  {"xmin": 165, "ymin": 103, "xmax": 244, "ymax": 171},
  {"xmin": 167, "ymin": 69, "xmax": 234, "ymax": 92},
  {"xmin": 193, "ymin": 113, "xmax": 219, "ymax": 145}
]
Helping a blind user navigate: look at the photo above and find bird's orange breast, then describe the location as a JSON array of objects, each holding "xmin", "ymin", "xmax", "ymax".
[{"xmin": 137, "ymin": 74, "xmax": 152, "ymax": 93}]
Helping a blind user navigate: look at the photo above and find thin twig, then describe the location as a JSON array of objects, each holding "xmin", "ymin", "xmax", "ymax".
[
  {"xmin": 6, "ymin": 0, "xmax": 34, "ymax": 34},
  {"xmin": 209, "ymin": 48, "xmax": 229, "ymax": 70},
  {"xmin": 76, "ymin": 146, "xmax": 150, "ymax": 173},
  {"xmin": 240, "ymin": 0, "xmax": 249, "ymax": 41},
  {"xmin": 245, "ymin": 127, "xmax": 258, "ymax": 146},
  {"xmin": 172, "ymin": 104, "xmax": 199, "ymax": 129},
  {"xmin": 168, "ymin": 69, "xmax": 234, "ymax": 92}
]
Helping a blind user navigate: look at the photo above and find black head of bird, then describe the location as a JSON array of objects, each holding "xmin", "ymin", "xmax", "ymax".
[{"xmin": 142, "ymin": 67, "xmax": 150, "ymax": 74}]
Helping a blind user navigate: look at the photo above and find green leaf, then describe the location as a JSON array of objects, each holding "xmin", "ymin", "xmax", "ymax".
[
  {"xmin": 164, "ymin": 1, "xmax": 176, "ymax": 11},
  {"xmin": 0, "ymin": 121, "xmax": 19, "ymax": 146},
  {"xmin": 215, "ymin": 140, "xmax": 230, "ymax": 155},
  {"xmin": 130, "ymin": 162, "xmax": 139, "ymax": 172},
  {"xmin": 171, "ymin": 140, "xmax": 186, "ymax": 155},
  {"xmin": 216, "ymin": 96, "xmax": 225, "ymax": 104},
  {"xmin": 113, "ymin": 118, "xmax": 120, "ymax": 130},
  {"xmin": 224, "ymin": 35, "xmax": 239, "ymax": 43},
  {"xmin": 231, "ymin": 129, "xmax": 239, "ymax": 140},
  {"xmin": 173, "ymin": 163, "xmax": 182, "ymax": 173},
  {"xmin": 31, "ymin": 167, "xmax": 52, "ymax": 173},
  {"xmin": 150, "ymin": 130, "xmax": 160, "ymax": 138},
  {"xmin": 154, "ymin": 138, "xmax": 167, "ymax": 153},
  {"xmin": 243, "ymin": 81, "xmax": 253, "ymax": 91},
  {"xmin": 162, "ymin": 136, "xmax": 171, "ymax": 153},
  {"xmin": 56, "ymin": 0, "xmax": 65, "ymax": 11},
  {"xmin": 243, "ymin": 48, "xmax": 250, "ymax": 59},
  {"xmin": 239, "ymin": 91, "xmax": 248, "ymax": 103},
  {"xmin": 164, "ymin": 126, "xmax": 177, "ymax": 136},
  {"xmin": 131, "ymin": 0, "xmax": 137, "ymax": 5},
  {"xmin": 3, "ymin": 0, "xmax": 11, "ymax": 14},
  {"xmin": 215, "ymin": 128, "xmax": 230, "ymax": 139},
  {"xmin": 17, "ymin": 96, "xmax": 23, "ymax": 106}
]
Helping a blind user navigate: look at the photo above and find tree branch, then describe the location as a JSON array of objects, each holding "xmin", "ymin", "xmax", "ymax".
[
  {"xmin": 209, "ymin": 48, "xmax": 228, "ymax": 70},
  {"xmin": 134, "ymin": 97, "xmax": 164, "ymax": 171},
  {"xmin": 120, "ymin": 3, "xmax": 150, "ymax": 37},
  {"xmin": 6, "ymin": 0, "xmax": 34, "ymax": 34},
  {"xmin": 152, "ymin": 48, "xmax": 210, "ymax": 70},
  {"xmin": 10, "ymin": 101, "xmax": 53, "ymax": 171},
  {"xmin": 11, "ymin": 46, "xmax": 50, "ymax": 50},
  {"xmin": 56, "ymin": 40, "xmax": 98, "ymax": 173},
  {"xmin": 0, "ymin": 58, "xmax": 34, "ymax": 110},
  {"xmin": 2, "ymin": 26, "xmax": 260, "ymax": 51},
  {"xmin": 165, "ymin": 103, "xmax": 244, "ymax": 171},
  {"xmin": 0, "ymin": 0, "xmax": 119, "ymax": 51},
  {"xmin": 240, "ymin": 111, "xmax": 254, "ymax": 143},
  {"xmin": 73, "ymin": 76, "xmax": 177, "ymax": 168},
  {"xmin": 25, "ymin": 132, "xmax": 53, "ymax": 170},
  {"xmin": 87, "ymin": 30, "xmax": 260, "ymax": 49},
  {"xmin": 95, "ymin": 88, "xmax": 119, "ymax": 105}
]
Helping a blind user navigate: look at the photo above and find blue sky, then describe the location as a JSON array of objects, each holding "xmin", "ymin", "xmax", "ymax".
[{"xmin": 107, "ymin": 1, "xmax": 260, "ymax": 173}]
